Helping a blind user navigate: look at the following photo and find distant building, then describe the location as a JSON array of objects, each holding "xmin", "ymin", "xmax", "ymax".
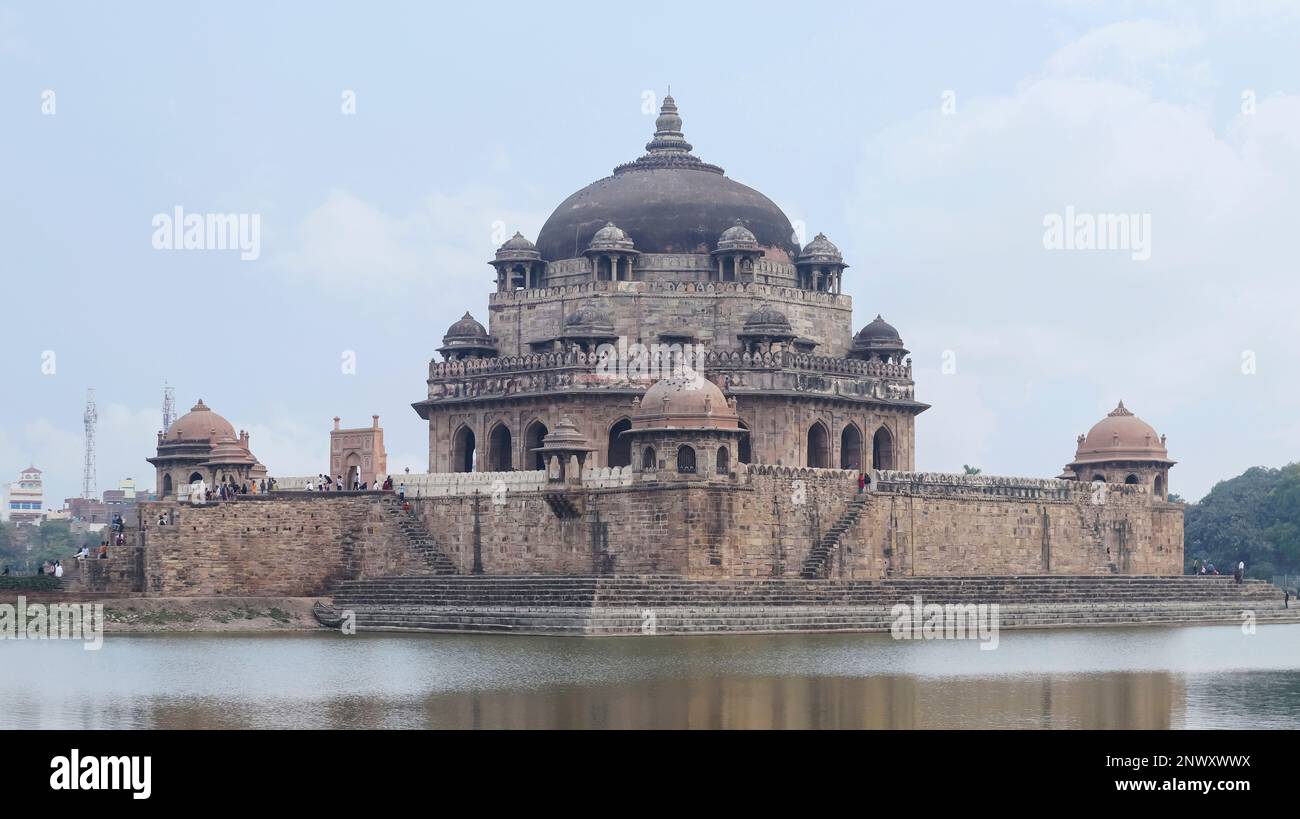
[
  {"xmin": 146, "ymin": 399, "xmax": 268, "ymax": 497},
  {"xmin": 331, "ymin": 416, "xmax": 388, "ymax": 488},
  {"xmin": 7, "ymin": 466, "xmax": 44, "ymax": 525}
]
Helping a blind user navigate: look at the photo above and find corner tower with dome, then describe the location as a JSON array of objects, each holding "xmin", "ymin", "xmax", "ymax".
[{"xmin": 414, "ymin": 95, "xmax": 925, "ymax": 475}]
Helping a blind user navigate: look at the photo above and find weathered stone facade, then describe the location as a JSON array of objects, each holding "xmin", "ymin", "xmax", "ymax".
[{"xmin": 101, "ymin": 465, "xmax": 1182, "ymax": 598}]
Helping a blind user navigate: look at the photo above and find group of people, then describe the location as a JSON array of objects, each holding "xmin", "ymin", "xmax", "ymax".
[
  {"xmin": 1191, "ymin": 558, "xmax": 1247, "ymax": 584},
  {"xmin": 203, "ymin": 477, "xmax": 276, "ymax": 502},
  {"xmin": 304, "ymin": 474, "xmax": 401, "ymax": 495}
]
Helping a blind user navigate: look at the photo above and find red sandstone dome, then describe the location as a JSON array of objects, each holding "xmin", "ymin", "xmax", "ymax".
[
  {"xmin": 166, "ymin": 399, "xmax": 236, "ymax": 443},
  {"xmin": 1071, "ymin": 401, "xmax": 1174, "ymax": 465},
  {"xmin": 633, "ymin": 375, "xmax": 740, "ymax": 431}
]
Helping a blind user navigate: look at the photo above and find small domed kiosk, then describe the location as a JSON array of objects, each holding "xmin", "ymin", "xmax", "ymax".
[{"xmin": 624, "ymin": 374, "xmax": 745, "ymax": 480}]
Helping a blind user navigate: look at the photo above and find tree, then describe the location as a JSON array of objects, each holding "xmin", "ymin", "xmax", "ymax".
[
  {"xmin": 1183, "ymin": 463, "xmax": 1300, "ymax": 577},
  {"xmin": 962, "ymin": 465, "xmax": 982, "ymax": 475}
]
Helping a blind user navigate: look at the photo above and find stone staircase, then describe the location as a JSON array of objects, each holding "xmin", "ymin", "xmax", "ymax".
[
  {"xmin": 799, "ymin": 495, "xmax": 869, "ymax": 579},
  {"xmin": 379, "ymin": 498, "xmax": 458, "ymax": 575},
  {"xmin": 327, "ymin": 574, "xmax": 1300, "ymax": 636}
]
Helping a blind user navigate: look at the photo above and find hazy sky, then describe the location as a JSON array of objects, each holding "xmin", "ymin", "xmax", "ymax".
[{"xmin": 3, "ymin": 0, "xmax": 1299, "ymax": 512}]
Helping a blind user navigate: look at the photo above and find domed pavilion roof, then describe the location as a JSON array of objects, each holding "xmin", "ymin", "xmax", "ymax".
[
  {"xmin": 633, "ymin": 375, "xmax": 740, "ymax": 431},
  {"xmin": 536, "ymin": 95, "xmax": 800, "ymax": 263},
  {"xmin": 740, "ymin": 303, "xmax": 795, "ymax": 339},
  {"xmin": 1070, "ymin": 402, "xmax": 1174, "ymax": 466},
  {"xmin": 494, "ymin": 232, "xmax": 541, "ymax": 262},
  {"xmin": 563, "ymin": 301, "xmax": 617, "ymax": 337},
  {"xmin": 166, "ymin": 399, "xmax": 237, "ymax": 444}
]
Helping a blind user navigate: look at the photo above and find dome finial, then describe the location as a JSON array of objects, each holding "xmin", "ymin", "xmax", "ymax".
[
  {"xmin": 647, "ymin": 92, "xmax": 692, "ymax": 155},
  {"xmin": 1109, "ymin": 401, "xmax": 1133, "ymax": 417}
]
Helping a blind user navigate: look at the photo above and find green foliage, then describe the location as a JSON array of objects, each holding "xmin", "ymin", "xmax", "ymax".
[
  {"xmin": 1184, "ymin": 463, "xmax": 1300, "ymax": 577},
  {"xmin": 0, "ymin": 520, "xmax": 101, "ymax": 574},
  {"xmin": 0, "ymin": 575, "xmax": 60, "ymax": 591},
  {"xmin": 962, "ymin": 465, "xmax": 982, "ymax": 475}
]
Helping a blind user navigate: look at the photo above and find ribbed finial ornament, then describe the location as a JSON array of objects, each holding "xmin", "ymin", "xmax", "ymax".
[{"xmin": 646, "ymin": 94, "xmax": 692, "ymax": 154}]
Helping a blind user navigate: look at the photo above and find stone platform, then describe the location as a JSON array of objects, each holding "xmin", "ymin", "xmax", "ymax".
[{"xmin": 327, "ymin": 575, "xmax": 1299, "ymax": 636}]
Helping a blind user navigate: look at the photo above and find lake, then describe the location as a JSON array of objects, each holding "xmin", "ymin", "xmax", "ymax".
[{"xmin": 2, "ymin": 624, "xmax": 1298, "ymax": 729}]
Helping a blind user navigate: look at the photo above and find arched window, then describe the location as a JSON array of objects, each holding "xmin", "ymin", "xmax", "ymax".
[
  {"xmin": 807, "ymin": 422, "xmax": 830, "ymax": 468},
  {"xmin": 452, "ymin": 426, "xmax": 476, "ymax": 473},
  {"xmin": 487, "ymin": 423, "xmax": 513, "ymax": 472},
  {"xmin": 840, "ymin": 423, "xmax": 863, "ymax": 470},
  {"xmin": 716, "ymin": 446, "xmax": 730, "ymax": 474},
  {"xmin": 872, "ymin": 425, "xmax": 895, "ymax": 471},
  {"xmin": 1125, "ymin": 474, "xmax": 1139, "ymax": 485},
  {"xmin": 607, "ymin": 418, "xmax": 632, "ymax": 468},
  {"xmin": 162, "ymin": 474, "xmax": 173, "ymax": 497},
  {"xmin": 1092, "ymin": 474, "xmax": 1106, "ymax": 483},
  {"xmin": 677, "ymin": 445, "xmax": 697, "ymax": 474},
  {"xmin": 642, "ymin": 446, "xmax": 657, "ymax": 471},
  {"xmin": 737, "ymin": 421, "xmax": 752, "ymax": 464},
  {"xmin": 188, "ymin": 472, "xmax": 203, "ymax": 484},
  {"xmin": 1154, "ymin": 474, "xmax": 1165, "ymax": 498},
  {"xmin": 524, "ymin": 421, "xmax": 549, "ymax": 471}
]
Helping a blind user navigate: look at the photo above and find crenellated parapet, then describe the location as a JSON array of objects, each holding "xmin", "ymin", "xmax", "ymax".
[{"xmin": 873, "ymin": 470, "xmax": 1148, "ymax": 501}]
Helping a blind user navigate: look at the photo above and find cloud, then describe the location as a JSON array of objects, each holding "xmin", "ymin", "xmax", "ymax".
[
  {"xmin": 848, "ymin": 19, "xmax": 1300, "ymax": 500},
  {"xmin": 274, "ymin": 186, "xmax": 547, "ymax": 302}
]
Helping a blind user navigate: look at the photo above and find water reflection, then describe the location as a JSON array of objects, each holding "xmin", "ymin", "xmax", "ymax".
[{"xmin": 2, "ymin": 625, "xmax": 1297, "ymax": 729}]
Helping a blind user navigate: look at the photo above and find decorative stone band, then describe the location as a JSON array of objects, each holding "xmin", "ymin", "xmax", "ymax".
[
  {"xmin": 428, "ymin": 349, "xmax": 911, "ymax": 381},
  {"xmin": 486, "ymin": 275, "xmax": 850, "ymax": 307},
  {"xmin": 873, "ymin": 470, "xmax": 1148, "ymax": 500}
]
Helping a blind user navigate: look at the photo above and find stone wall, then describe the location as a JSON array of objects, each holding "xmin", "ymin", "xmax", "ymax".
[
  {"xmin": 486, "ymin": 276, "xmax": 855, "ymax": 358},
  {"xmin": 87, "ymin": 467, "xmax": 1183, "ymax": 597},
  {"xmin": 99, "ymin": 495, "xmax": 423, "ymax": 597}
]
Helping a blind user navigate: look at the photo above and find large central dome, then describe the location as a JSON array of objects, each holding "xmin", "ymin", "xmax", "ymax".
[{"xmin": 535, "ymin": 96, "xmax": 800, "ymax": 263}]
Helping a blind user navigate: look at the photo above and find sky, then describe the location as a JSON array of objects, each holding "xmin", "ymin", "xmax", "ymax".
[{"xmin": 2, "ymin": 0, "xmax": 1299, "ymax": 513}]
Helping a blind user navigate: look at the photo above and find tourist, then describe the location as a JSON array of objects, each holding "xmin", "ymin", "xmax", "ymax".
[
  {"xmin": 54, "ymin": 561, "xmax": 64, "ymax": 579},
  {"xmin": 98, "ymin": 543, "xmax": 109, "ymax": 560},
  {"xmin": 336, "ymin": 475, "xmax": 344, "ymax": 491},
  {"xmin": 857, "ymin": 473, "xmax": 866, "ymax": 494},
  {"xmin": 1236, "ymin": 560, "xmax": 1245, "ymax": 585},
  {"xmin": 76, "ymin": 544, "xmax": 90, "ymax": 563},
  {"xmin": 399, "ymin": 482, "xmax": 406, "ymax": 502}
]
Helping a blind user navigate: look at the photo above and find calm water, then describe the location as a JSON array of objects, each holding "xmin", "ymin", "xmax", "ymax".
[{"xmin": 2, "ymin": 625, "xmax": 1298, "ymax": 729}]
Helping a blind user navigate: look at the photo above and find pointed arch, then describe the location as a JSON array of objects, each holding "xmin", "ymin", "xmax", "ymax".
[
  {"xmin": 716, "ymin": 446, "xmax": 731, "ymax": 474},
  {"xmin": 607, "ymin": 417, "xmax": 632, "ymax": 468},
  {"xmin": 871, "ymin": 425, "xmax": 895, "ymax": 471},
  {"xmin": 452, "ymin": 424, "xmax": 476, "ymax": 473},
  {"xmin": 162, "ymin": 474, "xmax": 173, "ymax": 497},
  {"xmin": 737, "ymin": 420, "xmax": 752, "ymax": 464},
  {"xmin": 487, "ymin": 422, "xmax": 513, "ymax": 472},
  {"xmin": 807, "ymin": 421, "xmax": 831, "ymax": 468},
  {"xmin": 840, "ymin": 422, "xmax": 863, "ymax": 470},
  {"xmin": 524, "ymin": 419, "xmax": 549, "ymax": 471}
]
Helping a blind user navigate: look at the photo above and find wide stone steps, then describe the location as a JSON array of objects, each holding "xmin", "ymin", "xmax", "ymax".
[
  {"xmin": 333, "ymin": 576, "xmax": 1282, "ymax": 609},
  {"xmin": 325, "ymin": 574, "xmax": 1295, "ymax": 634},
  {"xmin": 341, "ymin": 604, "xmax": 1300, "ymax": 636}
]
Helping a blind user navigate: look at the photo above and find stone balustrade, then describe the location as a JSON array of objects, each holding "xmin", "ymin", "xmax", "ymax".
[
  {"xmin": 485, "ymin": 269, "xmax": 850, "ymax": 308},
  {"xmin": 427, "ymin": 349, "xmax": 910, "ymax": 389}
]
